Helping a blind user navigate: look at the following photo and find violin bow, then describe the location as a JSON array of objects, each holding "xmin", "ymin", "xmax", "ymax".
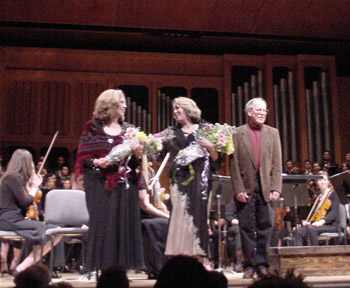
[
  {"xmin": 38, "ymin": 131, "xmax": 59, "ymax": 175},
  {"xmin": 150, "ymin": 153, "xmax": 170, "ymax": 188}
]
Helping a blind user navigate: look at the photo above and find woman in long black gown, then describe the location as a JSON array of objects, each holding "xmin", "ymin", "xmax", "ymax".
[
  {"xmin": 73, "ymin": 89, "xmax": 144, "ymax": 272},
  {"xmin": 159, "ymin": 97, "xmax": 219, "ymax": 262},
  {"xmin": 0, "ymin": 149, "xmax": 62, "ymax": 274}
]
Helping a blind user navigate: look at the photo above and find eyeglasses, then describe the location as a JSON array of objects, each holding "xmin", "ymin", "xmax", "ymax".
[{"xmin": 250, "ymin": 108, "xmax": 269, "ymax": 114}]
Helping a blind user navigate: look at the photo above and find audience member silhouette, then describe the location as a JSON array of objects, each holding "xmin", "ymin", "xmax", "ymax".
[
  {"xmin": 14, "ymin": 264, "xmax": 51, "ymax": 288},
  {"xmin": 207, "ymin": 270, "xmax": 228, "ymax": 288},
  {"xmin": 154, "ymin": 255, "xmax": 219, "ymax": 288},
  {"xmin": 96, "ymin": 265, "xmax": 129, "ymax": 288}
]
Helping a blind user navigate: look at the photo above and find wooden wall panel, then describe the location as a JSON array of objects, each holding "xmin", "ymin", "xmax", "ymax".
[
  {"xmin": 6, "ymin": 79, "xmax": 39, "ymax": 135},
  {"xmin": 39, "ymin": 81, "xmax": 72, "ymax": 136},
  {"xmin": 72, "ymin": 82, "xmax": 106, "ymax": 135}
]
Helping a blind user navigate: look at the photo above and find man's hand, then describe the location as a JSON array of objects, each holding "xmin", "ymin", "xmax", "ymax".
[
  {"xmin": 236, "ymin": 192, "xmax": 249, "ymax": 203},
  {"xmin": 269, "ymin": 191, "xmax": 280, "ymax": 201}
]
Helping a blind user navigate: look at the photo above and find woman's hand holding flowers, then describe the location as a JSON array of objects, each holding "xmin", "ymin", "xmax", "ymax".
[
  {"xmin": 197, "ymin": 137, "xmax": 218, "ymax": 161},
  {"xmin": 197, "ymin": 137, "xmax": 214, "ymax": 151},
  {"xmin": 130, "ymin": 137, "xmax": 144, "ymax": 159},
  {"xmin": 93, "ymin": 158, "xmax": 112, "ymax": 168}
]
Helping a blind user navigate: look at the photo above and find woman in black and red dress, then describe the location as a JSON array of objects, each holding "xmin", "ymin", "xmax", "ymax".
[{"xmin": 73, "ymin": 89, "xmax": 144, "ymax": 272}]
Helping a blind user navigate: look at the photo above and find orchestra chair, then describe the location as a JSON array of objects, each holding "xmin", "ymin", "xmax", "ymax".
[
  {"xmin": 0, "ymin": 232, "xmax": 27, "ymax": 268},
  {"xmin": 43, "ymin": 189, "xmax": 89, "ymax": 277},
  {"xmin": 318, "ymin": 204, "xmax": 347, "ymax": 245},
  {"xmin": 0, "ymin": 231, "xmax": 42, "ymax": 265},
  {"xmin": 282, "ymin": 221, "xmax": 295, "ymax": 246}
]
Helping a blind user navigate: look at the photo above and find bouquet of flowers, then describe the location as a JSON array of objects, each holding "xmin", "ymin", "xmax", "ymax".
[
  {"xmin": 195, "ymin": 123, "xmax": 236, "ymax": 155},
  {"xmin": 106, "ymin": 127, "xmax": 164, "ymax": 164},
  {"xmin": 175, "ymin": 141, "xmax": 207, "ymax": 166},
  {"xmin": 144, "ymin": 133, "xmax": 163, "ymax": 155},
  {"xmin": 106, "ymin": 127, "xmax": 146, "ymax": 163},
  {"xmin": 175, "ymin": 123, "xmax": 235, "ymax": 166}
]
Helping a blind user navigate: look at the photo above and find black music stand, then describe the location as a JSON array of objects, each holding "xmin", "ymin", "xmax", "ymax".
[
  {"xmin": 330, "ymin": 170, "xmax": 350, "ymax": 219},
  {"xmin": 280, "ymin": 174, "xmax": 323, "ymax": 245},
  {"xmin": 211, "ymin": 174, "xmax": 235, "ymax": 274}
]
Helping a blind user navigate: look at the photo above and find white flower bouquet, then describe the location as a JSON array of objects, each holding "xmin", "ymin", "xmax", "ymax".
[
  {"xmin": 174, "ymin": 123, "xmax": 236, "ymax": 166},
  {"xmin": 107, "ymin": 128, "xmax": 166, "ymax": 164},
  {"xmin": 175, "ymin": 141, "xmax": 207, "ymax": 166},
  {"xmin": 144, "ymin": 133, "xmax": 163, "ymax": 155},
  {"xmin": 106, "ymin": 127, "xmax": 147, "ymax": 163}
]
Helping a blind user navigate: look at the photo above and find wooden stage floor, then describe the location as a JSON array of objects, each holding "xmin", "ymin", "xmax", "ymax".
[{"xmin": 1, "ymin": 268, "xmax": 350, "ymax": 288}]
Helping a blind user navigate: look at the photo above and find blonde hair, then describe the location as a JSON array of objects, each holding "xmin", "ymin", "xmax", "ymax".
[
  {"xmin": 93, "ymin": 89, "xmax": 125, "ymax": 124},
  {"xmin": 0, "ymin": 149, "xmax": 34, "ymax": 184},
  {"xmin": 172, "ymin": 97, "xmax": 201, "ymax": 123}
]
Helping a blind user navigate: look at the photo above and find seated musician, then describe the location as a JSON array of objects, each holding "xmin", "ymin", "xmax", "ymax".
[
  {"xmin": 295, "ymin": 171, "xmax": 340, "ymax": 246},
  {"xmin": 0, "ymin": 149, "xmax": 62, "ymax": 274}
]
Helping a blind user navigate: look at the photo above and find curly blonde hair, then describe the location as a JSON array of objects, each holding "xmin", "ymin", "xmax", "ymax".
[
  {"xmin": 172, "ymin": 97, "xmax": 201, "ymax": 123},
  {"xmin": 93, "ymin": 89, "xmax": 125, "ymax": 124}
]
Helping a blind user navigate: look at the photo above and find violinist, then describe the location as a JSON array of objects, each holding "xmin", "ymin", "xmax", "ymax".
[
  {"xmin": 295, "ymin": 171, "xmax": 340, "ymax": 246},
  {"xmin": 0, "ymin": 149, "xmax": 62, "ymax": 274}
]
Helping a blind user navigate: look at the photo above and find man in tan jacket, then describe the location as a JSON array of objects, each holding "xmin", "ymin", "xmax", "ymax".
[{"xmin": 230, "ymin": 97, "xmax": 282, "ymax": 279}]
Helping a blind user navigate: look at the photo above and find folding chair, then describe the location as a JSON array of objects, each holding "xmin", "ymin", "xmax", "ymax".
[
  {"xmin": 319, "ymin": 204, "xmax": 347, "ymax": 245},
  {"xmin": 44, "ymin": 189, "xmax": 89, "ymax": 277},
  {"xmin": 0, "ymin": 231, "xmax": 39, "ymax": 266}
]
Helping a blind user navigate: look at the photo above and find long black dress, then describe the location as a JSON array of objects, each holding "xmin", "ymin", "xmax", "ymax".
[
  {"xmin": 74, "ymin": 120, "xmax": 144, "ymax": 271},
  {"xmin": 160, "ymin": 125, "xmax": 216, "ymax": 257},
  {"xmin": 0, "ymin": 172, "xmax": 56, "ymax": 243}
]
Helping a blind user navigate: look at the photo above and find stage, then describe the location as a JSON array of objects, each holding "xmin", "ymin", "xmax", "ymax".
[
  {"xmin": 1, "ymin": 267, "xmax": 350, "ymax": 288},
  {"xmin": 2, "ymin": 246, "xmax": 350, "ymax": 288}
]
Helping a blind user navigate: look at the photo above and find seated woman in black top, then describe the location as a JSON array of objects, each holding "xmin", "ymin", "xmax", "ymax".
[
  {"xmin": 0, "ymin": 149, "xmax": 62, "ymax": 274},
  {"xmin": 295, "ymin": 171, "xmax": 340, "ymax": 246}
]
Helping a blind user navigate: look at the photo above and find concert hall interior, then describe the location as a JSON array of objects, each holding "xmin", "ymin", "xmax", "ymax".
[{"xmin": 1, "ymin": 1, "xmax": 350, "ymax": 288}]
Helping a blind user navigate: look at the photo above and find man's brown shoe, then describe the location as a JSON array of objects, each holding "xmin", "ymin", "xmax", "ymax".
[{"xmin": 243, "ymin": 269, "xmax": 255, "ymax": 279}]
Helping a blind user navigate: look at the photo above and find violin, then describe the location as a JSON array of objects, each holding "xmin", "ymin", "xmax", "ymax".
[
  {"xmin": 25, "ymin": 188, "xmax": 42, "ymax": 221},
  {"xmin": 305, "ymin": 190, "xmax": 332, "ymax": 223},
  {"xmin": 309, "ymin": 198, "xmax": 332, "ymax": 223},
  {"xmin": 274, "ymin": 206, "xmax": 288, "ymax": 231}
]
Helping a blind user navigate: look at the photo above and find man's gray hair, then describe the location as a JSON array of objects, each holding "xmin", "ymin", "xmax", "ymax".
[{"xmin": 244, "ymin": 97, "xmax": 267, "ymax": 114}]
